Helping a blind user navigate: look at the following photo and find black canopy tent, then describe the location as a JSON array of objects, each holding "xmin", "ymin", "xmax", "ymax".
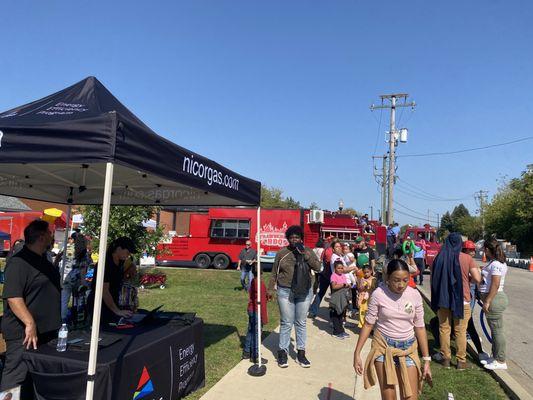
[
  {"xmin": 0, "ymin": 77, "xmax": 265, "ymax": 399},
  {"xmin": 0, "ymin": 76, "xmax": 260, "ymax": 206}
]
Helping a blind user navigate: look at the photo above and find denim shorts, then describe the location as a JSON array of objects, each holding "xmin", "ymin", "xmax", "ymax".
[{"xmin": 375, "ymin": 335, "xmax": 416, "ymax": 367}]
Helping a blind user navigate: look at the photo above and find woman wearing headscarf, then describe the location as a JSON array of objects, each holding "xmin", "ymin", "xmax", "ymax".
[
  {"xmin": 268, "ymin": 225, "xmax": 321, "ymax": 368},
  {"xmin": 430, "ymin": 232, "xmax": 465, "ymax": 369}
]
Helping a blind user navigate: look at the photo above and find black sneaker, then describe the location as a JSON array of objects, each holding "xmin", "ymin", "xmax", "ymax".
[
  {"xmin": 241, "ymin": 351, "xmax": 250, "ymax": 360},
  {"xmin": 277, "ymin": 349, "xmax": 288, "ymax": 368},
  {"xmin": 297, "ymin": 349, "xmax": 311, "ymax": 368}
]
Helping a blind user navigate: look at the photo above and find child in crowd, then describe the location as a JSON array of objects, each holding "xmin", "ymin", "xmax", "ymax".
[
  {"xmin": 343, "ymin": 243, "xmax": 357, "ymax": 286},
  {"xmin": 243, "ymin": 264, "xmax": 269, "ymax": 363},
  {"xmin": 357, "ymin": 265, "xmax": 377, "ymax": 328},
  {"xmin": 329, "ymin": 260, "xmax": 352, "ymax": 340}
]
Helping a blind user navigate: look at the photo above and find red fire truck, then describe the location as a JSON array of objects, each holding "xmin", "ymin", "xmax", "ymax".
[
  {"xmin": 403, "ymin": 224, "xmax": 441, "ymax": 268},
  {"xmin": 157, "ymin": 208, "xmax": 386, "ymax": 269},
  {"xmin": 0, "ymin": 211, "xmax": 67, "ymax": 251}
]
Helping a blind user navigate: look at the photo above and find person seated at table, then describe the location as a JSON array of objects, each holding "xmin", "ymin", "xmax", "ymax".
[
  {"xmin": 87, "ymin": 237, "xmax": 137, "ymax": 325},
  {"xmin": 1, "ymin": 220, "xmax": 61, "ymax": 398}
]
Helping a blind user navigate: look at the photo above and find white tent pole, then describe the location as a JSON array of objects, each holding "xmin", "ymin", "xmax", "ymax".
[
  {"xmin": 85, "ymin": 162, "xmax": 114, "ymax": 400},
  {"xmin": 256, "ymin": 207, "xmax": 262, "ymax": 367},
  {"xmin": 60, "ymin": 204, "xmax": 72, "ymax": 283}
]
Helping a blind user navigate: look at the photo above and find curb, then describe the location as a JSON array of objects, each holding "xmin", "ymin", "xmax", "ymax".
[{"xmin": 417, "ymin": 287, "xmax": 533, "ymax": 400}]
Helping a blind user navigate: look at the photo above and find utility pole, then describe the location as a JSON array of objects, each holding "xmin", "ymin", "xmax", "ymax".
[
  {"xmin": 475, "ymin": 190, "xmax": 489, "ymax": 237},
  {"xmin": 370, "ymin": 206, "xmax": 374, "ymax": 221},
  {"xmin": 382, "ymin": 155, "xmax": 387, "ymax": 224},
  {"xmin": 372, "ymin": 155, "xmax": 388, "ymax": 224},
  {"xmin": 371, "ymin": 94, "xmax": 416, "ymax": 225}
]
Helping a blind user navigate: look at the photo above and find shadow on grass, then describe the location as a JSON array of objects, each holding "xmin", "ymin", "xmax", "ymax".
[{"xmin": 203, "ymin": 323, "xmax": 239, "ymax": 349}]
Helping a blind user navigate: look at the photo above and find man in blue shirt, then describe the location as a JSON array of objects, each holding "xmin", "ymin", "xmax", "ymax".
[
  {"xmin": 386, "ymin": 223, "xmax": 400, "ymax": 258},
  {"xmin": 391, "ymin": 223, "xmax": 400, "ymax": 237}
]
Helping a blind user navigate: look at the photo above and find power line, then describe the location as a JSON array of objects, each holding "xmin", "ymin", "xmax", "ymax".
[
  {"xmin": 397, "ymin": 136, "xmax": 533, "ymax": 158},
  {"xmin": 394, "ymin": 208, "xmax": 440, "ymax": 224},
  {"xmin": 395, "ymin": 185, "xmax": 472, "ymax": 202},
  {"xmin": 396, "ymin": 176, "xmax": 473, "ymax": 201},
  {"xmin": 395, "ymin": 200, "xmax": 432, "ymax": 218}
]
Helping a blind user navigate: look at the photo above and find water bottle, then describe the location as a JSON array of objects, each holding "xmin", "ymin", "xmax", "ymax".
[{"xmin": 57, "ymin": 323, "xmax": 68, "ymax": 352}]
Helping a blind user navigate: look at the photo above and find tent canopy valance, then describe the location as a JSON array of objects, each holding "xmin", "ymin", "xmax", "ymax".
[{"xmin": 0, "ymin": 76, "xmax": 260, "ymax": 206}]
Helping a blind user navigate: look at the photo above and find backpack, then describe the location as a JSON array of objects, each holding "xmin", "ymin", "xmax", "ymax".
[
  {"xmin": 291, "ymin": 252, "xmax": 311, "ymax": 296},
  {"xmin": 118, "ymin": 282, "xmax": 139, "ymax": 311}
]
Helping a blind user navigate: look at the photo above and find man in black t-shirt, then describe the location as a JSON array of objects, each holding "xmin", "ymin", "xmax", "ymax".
[{"xmin": 1, "ymin": 220, "xmax": 61, "ymax": 396}]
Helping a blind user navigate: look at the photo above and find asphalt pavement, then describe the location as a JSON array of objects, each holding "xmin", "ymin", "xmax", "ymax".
[{"xmin": 474, "ymin": 265, "xmax": 533, "ymax": 395}]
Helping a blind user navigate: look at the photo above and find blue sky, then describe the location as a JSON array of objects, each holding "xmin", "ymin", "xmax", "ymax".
[{"xmin": 1, "ymin": 1, "xmax": 532, "ymax": 225}]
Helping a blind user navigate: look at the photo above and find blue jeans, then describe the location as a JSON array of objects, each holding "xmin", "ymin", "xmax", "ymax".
[
  {"xmin": 309, "ymin": 273, "xmax": 330, "ymax": 316},
  {"xmin": 61, "ymin": 286, "xmax": 72, "ymax": 321},
  {"xmin": 277, "ymin": 286, "xmax": 313, "ymax": 352},
  {"xmin": 375, "ymin": 335, "xmax": 416, "ymax": 367},
  {"xmin": 244, "ymin": 311, "xmax": 259, "ymax": 357},
  {"xmin": 240, "ymin": 267, "xmax": 253, "ymax": 290}
]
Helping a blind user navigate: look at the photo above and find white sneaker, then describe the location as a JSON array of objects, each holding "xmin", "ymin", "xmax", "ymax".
[
  {"xmin": 484, "ymin": 361, "xmax": 507, "ymax": 370},
  {"xmin": 478, "ymin": 352, "xmax": 491, "ymax": 364},
  {"xmin": 480, "ymin": 355, "xmax": 494, "ymax": 365}
]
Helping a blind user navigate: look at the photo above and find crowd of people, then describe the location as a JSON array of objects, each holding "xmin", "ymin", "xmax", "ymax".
[
  {"xmin": 0, "ymin": 218, "xmax": 140, "ymax": 398},
  {"xmin": 0, "ymin": 216, "xmax": 512, "ymax": 399},
  {"xmin": 430, "ymin": 234, "xmax": 509, "ymax": 371},
  {"xmin": 242, "ymin": 223, "xmax": 511, "ymax": 400}
]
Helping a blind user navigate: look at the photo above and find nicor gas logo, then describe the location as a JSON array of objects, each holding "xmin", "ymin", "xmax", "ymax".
[
  {"xmin": 133, "ymin": 366, "xmax": 154, "ymax": 400},
  {"xmin": 182, "ymin": 155, "xmax": 239, "ymax": 190}
]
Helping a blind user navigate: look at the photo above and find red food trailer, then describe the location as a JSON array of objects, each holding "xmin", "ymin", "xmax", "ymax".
[
  {"xmin": 157, "ymin": 208, "xmax": 386, "ymax": 269},
  {"xmin": 0, "ymin": 211, "xmax": 67, "ymax": 249}
]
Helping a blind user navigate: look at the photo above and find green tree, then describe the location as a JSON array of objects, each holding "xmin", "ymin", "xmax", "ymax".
[
  {"xmin": 451, "ymin": 204, "xmax": 470, "ymax": 229},
  {"xmin": 260, "ymin": 186, "xmax": 301, "ymax": 209},
  {"xmin": 309, "ymin": 202, "xmax": 320, "ymax": 210},
  {"xmin": 485, "ymin": 168, "xmax": 533, "ymax": 255},
  {"xmin": 438, "ymin": 212, "xmax": 453, "ymax": 238},
  {"xmin": 285, "ymin": 196, "xmax": 301, "ymax": 209},
  {"xmin": 455, "ymin": 215, "xmax": 483, "ymax": 241},
  {"xmin": 80, "ymin": 205, "xmax": 165, "ymax": 257}
]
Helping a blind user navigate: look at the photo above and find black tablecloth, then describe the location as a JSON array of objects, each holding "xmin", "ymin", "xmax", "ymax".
[{"xmin": 23, "ymin": 314, "xmax": 205, "ymax": 400}]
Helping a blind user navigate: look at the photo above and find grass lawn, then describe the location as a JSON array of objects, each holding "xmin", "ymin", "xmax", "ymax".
[
  {"xmin": 419, "ymin": 301, "xmax": 508, "ymax": 400},
  {"xmin": 137, "ymin": 268, "xmax": 279, "ymax": 400}
]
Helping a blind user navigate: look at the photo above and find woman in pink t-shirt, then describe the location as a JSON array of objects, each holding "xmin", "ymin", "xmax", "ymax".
[{"xmin": 353, "ymin": 259, "xmax": 432, "ymax": 400}]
